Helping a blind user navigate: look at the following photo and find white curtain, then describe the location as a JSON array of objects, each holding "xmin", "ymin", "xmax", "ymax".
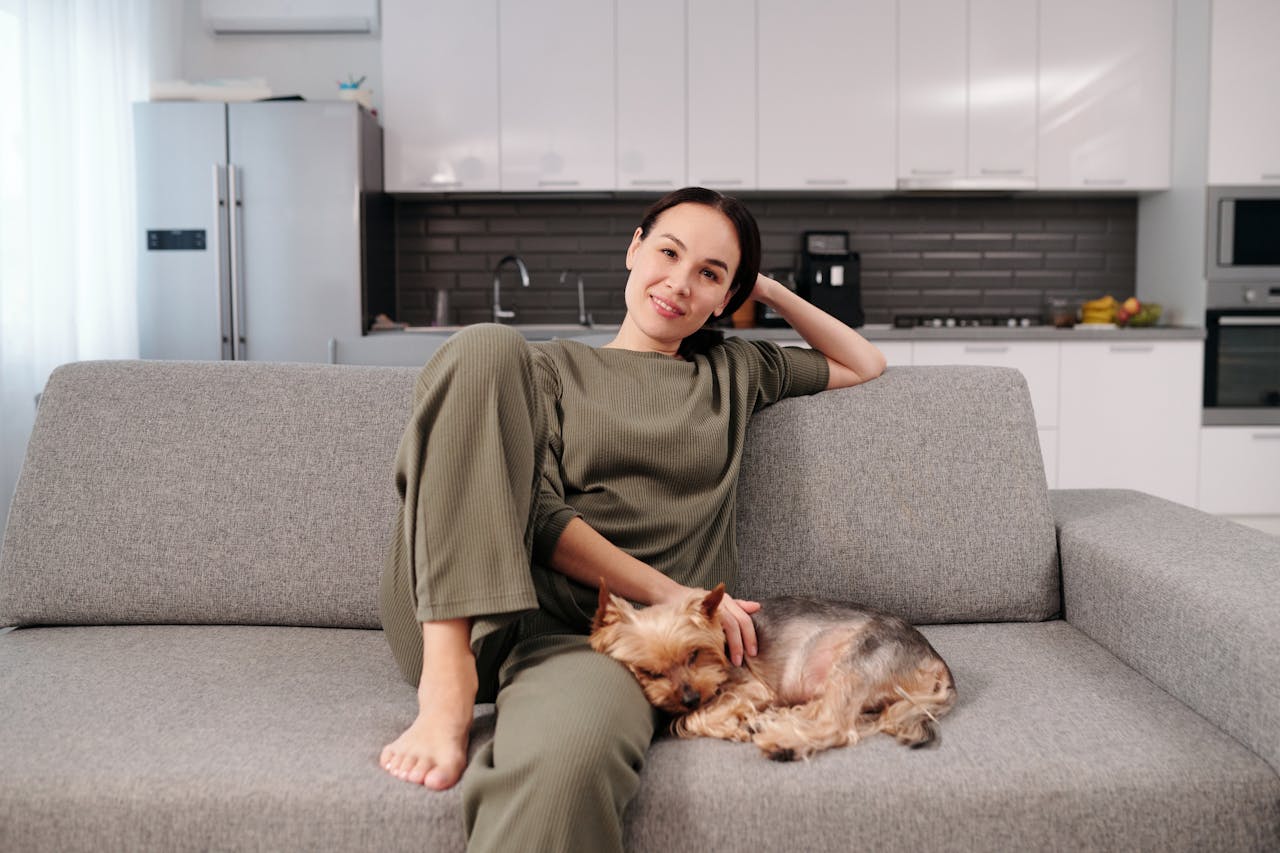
[{"xmin": 0, "ymin": 0, "xmax": 152, "ymax": 523}]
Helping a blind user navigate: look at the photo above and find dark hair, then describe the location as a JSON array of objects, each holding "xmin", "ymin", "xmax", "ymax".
[{"xmin": 635, "ymin": 187, "xmax": 761, "ymax": 359}]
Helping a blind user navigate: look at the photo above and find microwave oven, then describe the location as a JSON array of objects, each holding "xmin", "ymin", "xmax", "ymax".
[{"xmin": 1206, "ymin": 186, "xmax": 1280, "ymax": 282}]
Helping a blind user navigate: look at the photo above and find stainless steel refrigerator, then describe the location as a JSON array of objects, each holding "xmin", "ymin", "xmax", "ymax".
[{"xmin": 134, "ymin": 100, "xmax": 393, "ymax": 362}]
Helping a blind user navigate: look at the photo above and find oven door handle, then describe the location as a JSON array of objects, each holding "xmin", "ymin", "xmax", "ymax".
[{"xmin": 1218, "ymin": 317, "xmax": 1280, "ymax": 326}]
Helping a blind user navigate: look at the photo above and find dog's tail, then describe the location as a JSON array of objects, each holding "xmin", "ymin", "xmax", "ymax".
[{"xmin": 874, "ymin": 661, "xmax": 956, "ymax": 749}]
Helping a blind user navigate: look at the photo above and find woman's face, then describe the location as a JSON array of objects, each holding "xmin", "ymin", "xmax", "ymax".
[{"xmin": 621, "ymin": 203, "xmax": 740, "ymax": 346}]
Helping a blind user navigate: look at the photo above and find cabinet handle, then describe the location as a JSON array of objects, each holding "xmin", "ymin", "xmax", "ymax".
[
  {"xmin": 1109, "ymin": 344, "xmax": 1154, "ymax": 353},
  {"xmin": 805, "ymin": 178, "xmax": 849, "ymax": 186},
  {"xmin": 979, "ymin": 168, "xmax": 1026, "ymax": 176},
  {"xmin": 1252, "ymin": 433, "xmax": 1280, "ymax": 441},
  {"xmin": 1261, "ymin": 173, "xmax": 1280, "ymax": 181},
  {"xmin": 698, "ymin": 179, "xmax": 744, "ymax": 186},
  {"xmin": 628, "ymin": 179, "xmax": 673, "ymax": 187},
  {"xmin": 1083, "ymin": 178, "xmax": 1126, "ymax": 187},
  {"xmin": 538, "ymin": 180, "xmax": 581, "ymax": 187},
  {"xmin": 910, "ymin": 169, "xmax": 955, "ymax": 176},
  {"xmin": 963, "ymin": 345, "xmax": 1010, "ymax": 354}
]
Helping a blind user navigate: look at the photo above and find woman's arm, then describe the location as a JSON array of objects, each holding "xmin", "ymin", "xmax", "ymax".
[
  {"xmin": 751, "ymin": 273, "xmax": 887, "ymax": 390},
  {"xmin": 550, "ymin": 517, "xmax": 760, "ymax": 664}
]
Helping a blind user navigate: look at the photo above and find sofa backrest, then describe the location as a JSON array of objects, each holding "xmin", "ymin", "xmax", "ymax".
[
  {"xmin": 735, "ymin": 365, "xmax": 1059, "ymax": 623},
  {"xmin": 0, "ymin": 360, "xmax": 417, "ymax": 629},
  {"xmin": 1, "ymin": 359, "xmax": 1059, "ymax": 631}
]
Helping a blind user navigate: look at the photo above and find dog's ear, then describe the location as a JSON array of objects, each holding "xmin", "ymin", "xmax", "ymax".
[
  {"xmin": 591, "ymin": 579, "xmax": 633, "ymax": 633},
  {"xmin": 699, "ymin": 583, "xmax": 726, "ymax": 621}
]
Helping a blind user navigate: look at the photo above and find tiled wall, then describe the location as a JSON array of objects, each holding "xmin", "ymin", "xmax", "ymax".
[{"xmin": 393, "ymin": 195, "xmax": 1137, "ymax": 327}]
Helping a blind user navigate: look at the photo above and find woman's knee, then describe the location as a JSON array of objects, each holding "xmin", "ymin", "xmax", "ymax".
[
  {"xmin": 438, "ymin": 324, "xmax": 528, "ymax": 372},
  {"xmin": 495, "ymin": 642, "xmax": 656, "ymax": 781},
  {"xmin": 413, "ymin": 323, "xmax": 533, "ymax": 407}
]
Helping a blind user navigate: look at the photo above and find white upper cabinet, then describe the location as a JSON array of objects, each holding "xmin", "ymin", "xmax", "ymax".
[
  {"xmin": 1208, "ymin": 0, "xmax": 1280, "ymax": 185},
  {"xmin": 967, "ymin": 0, "xmax": 1037, "ymax": 184},
  {"xmin": 687, "ymin": 0, "xmax": 756, "ymax": 190},
  {"xmin": 382, "ymin": 0, "xmax": 500, "ymax": 191},
  {"xmin": 757, "ymin": 0, "xmax": 896, "ymax": 190},
  {"xmin": 899, "ymin": 0, "xmax": 1037, "ymax": 190},
  {"xmin": 898, "ymin": 0, "xmax": 967, "ymax": 185},
  {"xmin": 1038, "ymin": 0, "xmax": 1173, "ymax": 191},
  {"xmin": 617, "ymin": 0, "xmax": 686, "ymax": 191},
  {"xmin": 499, "ymin": 0, "xmax": 615, "ymax": 191}
]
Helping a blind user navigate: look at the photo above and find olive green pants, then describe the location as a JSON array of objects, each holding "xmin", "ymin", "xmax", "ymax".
[{"xmin": 380, "ymin": 325, "xmax": 658, "ymax": 853}]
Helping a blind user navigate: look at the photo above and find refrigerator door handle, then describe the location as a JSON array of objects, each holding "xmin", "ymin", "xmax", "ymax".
[
  {"xmin": 227, "ymin": 163, "xmax": 247, "ymax": 360},
  {"xmin": 213, "ymin": 164, "xmax": 233, "ymax": 360}
]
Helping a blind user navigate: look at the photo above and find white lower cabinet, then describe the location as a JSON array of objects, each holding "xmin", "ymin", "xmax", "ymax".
[
  {"xmin": 1199, "ymin": 426, "xmax": 1280, "ymax": 515},
  {"xmin": 1057, "ymin": 341, "xmax": 1201, "ymax": 507},
  {"xmin": 877, "ymin": 341, "xmax": 915, "ymax": 368}
]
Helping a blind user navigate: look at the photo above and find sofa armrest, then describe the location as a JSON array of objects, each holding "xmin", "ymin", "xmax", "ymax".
[{"xmin": 1052, "ymin": 489, "xmax": 1280, "ymax": 775}]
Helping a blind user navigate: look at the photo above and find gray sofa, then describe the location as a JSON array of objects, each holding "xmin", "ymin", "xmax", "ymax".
[{"xmin": 2, "ymin": 358, "xmax": 1278, "ymax": 852}]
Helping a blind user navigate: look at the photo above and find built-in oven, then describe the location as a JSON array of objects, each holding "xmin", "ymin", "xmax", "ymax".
[
  {"xmin": 1204, "ymin": 283, "xmax": 1280, "ymax": 425},
  {"xmin": 1206, "ymin": 186, "xmax": 1280, "ymax": 282}
]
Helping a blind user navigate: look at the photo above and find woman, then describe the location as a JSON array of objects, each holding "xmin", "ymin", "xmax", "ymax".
[{"xmin": 378, "ymin": 187, "xmax": 886, "ymax": 851}]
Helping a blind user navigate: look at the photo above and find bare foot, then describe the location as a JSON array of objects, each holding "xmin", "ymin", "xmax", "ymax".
[{"xmin": 380, "ymin": 620, "xmax": 477, "ymax": 790}]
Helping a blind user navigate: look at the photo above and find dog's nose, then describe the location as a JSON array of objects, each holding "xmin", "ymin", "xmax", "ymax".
[{"xmin": 680, "ymin": 686, "xmax": 701, "ymax": 709}]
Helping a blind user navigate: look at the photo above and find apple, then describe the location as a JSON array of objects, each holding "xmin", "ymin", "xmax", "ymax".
[
  {"xmin": 1115, "ymin": 307, "xmax": 1132, "ymax": 324},
  {"xmin": 1122, "ymin": 297, "xmax": 1141, "ymax": 315}
]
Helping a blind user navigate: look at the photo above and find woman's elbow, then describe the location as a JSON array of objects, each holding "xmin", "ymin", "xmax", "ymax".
[{"xmin": 824, "ymin": 353, "xmax": 885, "ymax": 390}]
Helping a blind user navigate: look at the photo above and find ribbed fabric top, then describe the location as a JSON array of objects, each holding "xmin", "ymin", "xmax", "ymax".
[{"xmin": 524, "ymin": 336, "xmax": 829, "ymax": 629}]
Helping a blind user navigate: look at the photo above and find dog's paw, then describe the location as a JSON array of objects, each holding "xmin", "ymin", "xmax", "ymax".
[{"xmin": 765, "ymin": 746, "xmax": 797, "ymax": 762}]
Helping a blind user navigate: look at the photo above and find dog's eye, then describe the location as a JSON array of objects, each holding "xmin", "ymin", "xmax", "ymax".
[
  {"xmin": 687, "ymin": 650, "xmax": 699, "ymax": 665},
  {"xmin": 638, "ymin": 668, "xmax": 662, "ymax": 681}
]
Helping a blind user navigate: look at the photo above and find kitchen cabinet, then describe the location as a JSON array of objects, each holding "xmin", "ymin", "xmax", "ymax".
[
  {"xmin": 1037, "ymin": 0, "xmax": 1173, "ymax": 191},
  {"xmin": 897, "ymin": 0, "xmax": 1037, "ymax": 189},
  {"xmin": 381, "ymin": 0, "xmax": 500, "ymax": 191},
  {"xmin": 617, "ymin": 0, "xmax": 686, "ymax": 190},
  {"xmin": 1198, "ymin": 426, "xmax": 1280, "ymax": 515},
  {"xmin": 756, "ymin": 0, "xmax": 896, "ymax": 191},
  {"xmin": 687, "ymin": 0, "xmax": 756, "ymax": 190},
  {"xmin": 913, "ymin": 341, "xmax": 1060, "ymax": 486},
  {"xmin": 499, "ymin": 0, "xmax": 614, "ymax": 191},
  {"xmin": 1057, "ymin": 340, "xmax": 1201, "ymax": 506},
  {"xmin": 1208, "ymin": 0, "xmax": 1280, "ymax": 185}
]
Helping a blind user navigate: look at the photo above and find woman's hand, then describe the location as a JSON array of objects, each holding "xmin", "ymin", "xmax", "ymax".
[
  {"xmin": 716, "ymin": 592, "xmax": 762, "ymax": 667},
  {"xmin": 655, "ymin": 583, "xmax": 761, "ymax": 667},
  {"xmin": 750, "ymin": 272, "xmax": 886, "ymax": 390}
]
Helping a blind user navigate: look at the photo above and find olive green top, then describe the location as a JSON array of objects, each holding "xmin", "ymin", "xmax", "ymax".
[{"xmin": 525, "ymin": 336, "xmax": 830, "ymax": 631}]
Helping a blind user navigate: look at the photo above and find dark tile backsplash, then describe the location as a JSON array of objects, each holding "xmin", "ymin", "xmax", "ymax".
[{"xmin": 393, "ymin": 195, "xmax": 1137, "ymax": 327}]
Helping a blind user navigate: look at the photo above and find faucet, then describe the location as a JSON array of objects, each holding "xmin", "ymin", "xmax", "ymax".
[
  {"xmin": 492, "ymin": 255, "xmax": 530, "ymax": 324},
  {"xmin": 562, "ymin": 270, "xmax": 593, "ymax": 327}
]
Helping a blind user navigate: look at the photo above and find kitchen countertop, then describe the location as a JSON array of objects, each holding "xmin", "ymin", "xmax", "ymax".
[
  {"xmin": 382, "ymin": 324, "xmax": 1205, "ymax": 342},
  {"xmin": 719, "ymin": 325, "xmax": 1206, "ymax": 343}
]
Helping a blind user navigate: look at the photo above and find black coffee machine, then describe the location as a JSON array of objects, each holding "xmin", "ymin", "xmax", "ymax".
[{"xmin": 799, "ymin": 231, "xmax": 864, "ymax": 327}]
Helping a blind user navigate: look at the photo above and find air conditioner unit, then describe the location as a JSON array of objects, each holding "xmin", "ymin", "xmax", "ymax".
[{"xmin": 202, "ymin": 0, "xmax": 379, "ymax": 34}]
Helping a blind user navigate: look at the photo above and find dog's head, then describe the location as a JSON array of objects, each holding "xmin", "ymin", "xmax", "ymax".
[{"xmin": 588, "ymin": 582, "xmax": 732, "ymax": 714}]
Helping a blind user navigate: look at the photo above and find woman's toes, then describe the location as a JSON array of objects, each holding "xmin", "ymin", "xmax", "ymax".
[
  {"xmin": 405, "ymin": 756, "xmax": 431, "ymax": 785},
  {"xmin": 424, "ymin": 756, "xmax": 463, "ymax": 790}
]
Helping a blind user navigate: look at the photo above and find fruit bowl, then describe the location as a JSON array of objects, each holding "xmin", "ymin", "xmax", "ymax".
[{"xmin": 1118, "ymin": 302, "xmax": 1162, "ymax": 327}]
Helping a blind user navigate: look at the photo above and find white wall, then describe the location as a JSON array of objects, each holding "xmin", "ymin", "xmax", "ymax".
[{"xmin": 178, "ymin": 0, "xmax": 382, "ymax": 106}]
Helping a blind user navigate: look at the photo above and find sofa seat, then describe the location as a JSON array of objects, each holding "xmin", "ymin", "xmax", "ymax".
[{"xmin": 3, "ymin": 621, "xmax": 1276, "ymax": 853}]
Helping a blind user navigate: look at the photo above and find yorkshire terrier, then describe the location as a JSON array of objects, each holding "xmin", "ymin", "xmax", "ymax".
[{"xmin": 589, "ymin": 583, "xmax": 956, "ymax": 761}]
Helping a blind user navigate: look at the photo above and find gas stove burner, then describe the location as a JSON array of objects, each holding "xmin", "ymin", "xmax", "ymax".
[{"xmin": 892, "ymin": 314, "xmax": 1040, "ymax": 329}]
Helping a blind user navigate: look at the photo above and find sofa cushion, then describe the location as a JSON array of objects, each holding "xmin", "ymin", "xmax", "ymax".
[
  {"xmin": 0, "ymin": 360, "xmax": 418, "ymax": 629},
  {"xmin": 2, "ymin": 622, "xmax": 1275, "ymax": 852},
  {"xmin": 735, "ymin": 365, "xmax": 1059, "ymax": 623}
]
